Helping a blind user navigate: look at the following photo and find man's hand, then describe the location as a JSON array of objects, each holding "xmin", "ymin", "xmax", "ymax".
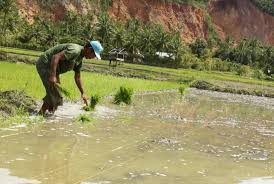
[
  {"xmin": 81, "ymin": 94, "xmax": 89, "ymax": 106},
  {"xmin": 49, "ymin": 75, "xmax": 57, "ymax": 86}
]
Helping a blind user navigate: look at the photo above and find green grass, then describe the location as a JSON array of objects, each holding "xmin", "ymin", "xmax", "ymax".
[
  {"xmin": 0, "ymin": 46, "xmax": 42, "ymax": 57},
  {"xmin": 0, "ymin": 61, "xmax": 180, "ymax": 100},
  {"xmin": 1, "ymin": 46, "xmax": 273, "ymax": 89},
  {"xmin": 87, "ymin": 58, "xmax": 274, "ymax": 88}
]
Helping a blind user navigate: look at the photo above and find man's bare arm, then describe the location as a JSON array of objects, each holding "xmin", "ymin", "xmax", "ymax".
[
  {"xmin": 49, "ymin": 51, "xmax": 65, "ymax": 85},
  {"xmin": 75, "ymin": 71, "xmax": 88, "ymax": 106}
]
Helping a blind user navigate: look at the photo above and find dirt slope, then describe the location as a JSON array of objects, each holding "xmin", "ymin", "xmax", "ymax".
[
  {"xmin": 209, "ymin": 0, "xmax": 274, "ymax": 45},
  {"xmin": 16, "ymin": 0, "xmax": 274, "ymax": 44},
  {"xmin": 108, "ymin": 0, "xmax": 208, "ymax": 43},
  {"xmin": 17, "ymin": 0, "xmax": 99, "ymax": 22}
]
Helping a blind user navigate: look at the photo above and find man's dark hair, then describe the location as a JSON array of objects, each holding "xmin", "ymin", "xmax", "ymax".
[{"xmin": 84, "ymin": 41, "xmax": 92, "ymax": 48}]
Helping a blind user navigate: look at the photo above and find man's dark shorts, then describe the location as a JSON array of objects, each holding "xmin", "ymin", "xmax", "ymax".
[{"xmin": 36, "ymin": 57, "xmax": 63, "ymax": 111}]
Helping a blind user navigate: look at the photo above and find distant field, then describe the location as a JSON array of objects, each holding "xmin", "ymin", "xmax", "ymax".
[
  {"xmin": 0, "ymin": 46, "xmax": 42, "ymax": 57},
  {"xmin": 1, "ymin": 46, "xmax": 274, "ymax": 89},
  {"xmin": 0, "ymin": 61, "xmax": 180, "ymax": 100}
]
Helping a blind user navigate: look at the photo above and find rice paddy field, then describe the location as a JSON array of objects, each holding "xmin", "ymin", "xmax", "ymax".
[
  {"xmin": 1, "ymin": 46, "xmax": 274, "ymax": 88},
  {"xmin": 0, "ymin": 61, "xmax": 180, "ymax": 100},
  {"xmin": 1, "ymin": 47, "xmax": 274, "ymax": 184}
]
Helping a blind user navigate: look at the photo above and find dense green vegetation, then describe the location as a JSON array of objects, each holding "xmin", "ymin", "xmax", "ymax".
[
  {"xmin": 251, "ymin": 0, "xmax": 274, "ymax": 16},
  {"xmin": 1, "ymin": 0, "xmax": 274, "ymax": 80}
]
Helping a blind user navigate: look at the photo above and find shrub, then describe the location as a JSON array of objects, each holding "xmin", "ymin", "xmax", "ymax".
[
  {"xmin": 180, "ymin": 53, "xmax": 200, "ymax": 69},
  {"xmin": 114, "ymin": 86, "xmax": 133, "ymax": 105},
  {"xmin": 203, "ymin": 58, "xmax": 213, "ymax": 71},
  {"xmin": 190, "ymin": 38, "xmax": 208, "ymax": 58},
  {"xmin": 252, "ymin": 69, "xmax": 266, "ymax": 80},
  {"xmin": 237, "ymin": 65, "xmax": 252, "ymax": 76}
]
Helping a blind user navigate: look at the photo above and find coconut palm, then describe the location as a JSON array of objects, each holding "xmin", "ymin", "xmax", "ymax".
[{"xmin": 96, "ymin": 12, "xmax": 114, "ymax": 50}]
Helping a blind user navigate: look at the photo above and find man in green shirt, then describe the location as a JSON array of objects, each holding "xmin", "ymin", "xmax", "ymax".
[{"xmin": 36, "ymin": 40, "xmax": 103, "ymax": 116}]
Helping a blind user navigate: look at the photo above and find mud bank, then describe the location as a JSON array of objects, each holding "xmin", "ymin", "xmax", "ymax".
[
  {"xmin": 191, "ymin": 80, "xmax": 274, "ymax": 98},
  {"xmin": 0, "ymin": 90, "xmax": 36, "ymax": 117}
]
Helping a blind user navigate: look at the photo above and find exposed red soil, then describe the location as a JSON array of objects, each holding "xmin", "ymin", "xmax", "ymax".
[
  {"xmin": 108, "ymin": 0, "xmax": 209, "ymax": 43},
  {"xmin": 209, "ymin": 0, "xmax": 274, "ymax": 45}
]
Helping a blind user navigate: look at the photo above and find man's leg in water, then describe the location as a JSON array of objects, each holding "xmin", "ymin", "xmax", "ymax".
[{"xmin": 38, "ymin": 102, "xmax": 49, "ymax": 116}]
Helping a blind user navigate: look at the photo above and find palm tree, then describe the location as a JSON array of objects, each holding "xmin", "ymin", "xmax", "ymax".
[
  {"xmin": 151, "ymin": 25, "xmax": 169, "ymax": 52},
  {"xmin": 125, "ymin": 19, "xmax": 142, "ymax": 59},
  {"xmin": 111, "ymin": 22, "xmax": 126, "ymax": 48},
  {"xmin": 138, "ymin": 25, "xmax": 154, "ymax": 54},
  {"xmin": 96, "ymin": 12, "xmax": 114, "ymax": 51},
  {"xmin": 0, "ymin": 0, "xmax": 17, "ymax": 44}
]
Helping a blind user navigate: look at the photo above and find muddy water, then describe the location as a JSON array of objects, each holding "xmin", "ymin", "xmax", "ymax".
[{"xmin": 0, "ymin": 89, "xmax": 274, "ymax": 184}]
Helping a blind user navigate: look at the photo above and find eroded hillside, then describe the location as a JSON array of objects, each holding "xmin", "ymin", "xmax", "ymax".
[{"xmin": 15, "ymin": 0, "xmax": 274, "ymax": 44}]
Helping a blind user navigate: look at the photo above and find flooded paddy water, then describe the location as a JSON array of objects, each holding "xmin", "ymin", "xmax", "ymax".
[{"xmin": 0, "ymin": 88, "xmax": 274, "ymax": 184}]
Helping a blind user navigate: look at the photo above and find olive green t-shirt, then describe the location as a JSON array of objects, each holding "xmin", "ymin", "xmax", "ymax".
[{"xmin": 40, "ymin": 43, "xmax": 83, "ymax": 74}]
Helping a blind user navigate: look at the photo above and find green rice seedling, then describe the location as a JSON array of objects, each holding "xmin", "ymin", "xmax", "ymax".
[
  {"xmin": 82, "ymin": 106, "xmax": 92, "ymax": 111},
  {"xmin": 114, "ymin": 86, "xmax": 133, "ymax": 105},
  {"xmin": 83, "ymin": 94, "xmax": 100, "ymax": 111},
  {"xmin": 89, "ymin": 94, "xmax": 100, "ymax": 110},
  {"xmin": 77, "ymin": 114, "xmax": 91, "ymax": 123},
  {"xmin": 179, "ymin": 86, "xmax": 187, "ymax": 95},
  {"xmin": 55, "ymin": 83, "xmax": 71, "ymax": 98}
]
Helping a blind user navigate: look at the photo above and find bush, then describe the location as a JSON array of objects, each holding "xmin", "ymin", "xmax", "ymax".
[
  {"xmin": 252, "ymin": 69, "xmax": 266, "ymax": 80},
  {"xmin": 203, "ymin": 58, "xmax": 213, "ymax": 71},
  {"xmin": 237, "ymin": 65, "xmax": 252, "ymax": 76},
  {"xmin": 190, "ymin": 38, "xmax": 208, "ymax": 58},
  {"xmin": 180, "ymin": 53, "xmax": 200, "ymax": 69},
  {"xmin": 114, "ymin": 86, "xmax": 133, "ymax": 105}
]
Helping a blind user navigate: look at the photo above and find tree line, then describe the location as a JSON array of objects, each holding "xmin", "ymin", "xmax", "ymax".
[{"xmin": 0, "ymin": 0, "xmax": 273, "ymax": 79}]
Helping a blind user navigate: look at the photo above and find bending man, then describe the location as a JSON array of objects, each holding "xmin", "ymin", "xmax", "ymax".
[{"xmin": 36, "ymin": 41, "xmax": 103, "ymax": 115}]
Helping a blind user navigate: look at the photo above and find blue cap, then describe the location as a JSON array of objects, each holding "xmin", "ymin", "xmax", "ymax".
[{"xmin": 90, "ymin": 40, "xmax": 103, "ymax": 60}]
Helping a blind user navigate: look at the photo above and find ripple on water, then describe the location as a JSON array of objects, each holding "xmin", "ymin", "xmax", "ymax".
[{"xmin": 239, "ymin": 177, "xmax": 274, "ymax": 184}]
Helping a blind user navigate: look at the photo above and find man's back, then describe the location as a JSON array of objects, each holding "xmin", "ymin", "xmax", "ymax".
[{"xmin": 40, "ymin": 43, "xmax": 84, "ymax": 74}]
